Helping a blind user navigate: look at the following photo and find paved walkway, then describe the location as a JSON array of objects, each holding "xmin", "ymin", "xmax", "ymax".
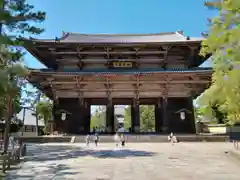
[{"xmin": 4, "ymin": 142, "xmax": 240, "ymax": 180}]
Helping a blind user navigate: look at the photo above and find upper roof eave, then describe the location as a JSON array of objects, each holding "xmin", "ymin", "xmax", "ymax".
[
  {"xmin": 22, "ymin": 38, "xmax": 204, "ymax": 45},
  {"xmin": 20, "ymin": 31, "xmax": 205, "ymax": 45}
]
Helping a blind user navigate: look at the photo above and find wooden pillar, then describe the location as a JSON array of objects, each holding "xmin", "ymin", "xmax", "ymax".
[
  {"xmin": 161, "ymin": 96, "xmax": 169, "ymax": 133},
  {"xmin": 131, "ymin": 105, "xmax": 135, "ymax": 133},
  {"xmin": 131, "ymin": 99, "xmax": 140, "ymax": 132},
  {"xmin": 155, "ymin": 98, "xmax": 162, "ymax": 132},
  {"xmin": 48, "ymin": 120, "xmax": 54, "ymax": 134},
  {"xmin": 83, "ymin": 101, "xmax": 91, "ymax": 134},
  {"xmin": 52, "ymin": 101, "xmax": 57, "ymax": 132},
  {"xmin": 188, "ymin": 96, "xmax": 196, "ymax": 133},
  {"xmin": 106, "ymin": 99, "xmax": 114, "ymax": 133}
]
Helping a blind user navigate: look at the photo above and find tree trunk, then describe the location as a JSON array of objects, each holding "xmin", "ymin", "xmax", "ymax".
[
  {"xmin": 3, "ymin": 95, "xmax": 12, "ymax": 154},
  {"xmin": 21, "ymin": 107, "xmax": 26, "ymax": 136}
]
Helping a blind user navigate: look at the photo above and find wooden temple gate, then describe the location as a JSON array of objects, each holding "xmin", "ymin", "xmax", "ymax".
[{"xmin": 24, "ymin": 31, "xmax": 212, "ymax": 134}]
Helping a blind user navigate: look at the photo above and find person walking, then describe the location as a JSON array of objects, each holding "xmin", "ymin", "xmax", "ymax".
[
  {"xmin": 114, "ymin": 133, "xmax": 120, "ymax": 147},
  {"xmin": 120, "ymin": 134, "xmax": 125, "ymax": 147},
  {"xmin": 94, "ymin": 133, "xmax": 99, "ymax": 147},
  {"xmin": 85, "ymin": 134, "xmax": 90, "ymax": 147},
  {"xmin": 168, "ymin": 132, "xmax": 178, "ymax": 145}
]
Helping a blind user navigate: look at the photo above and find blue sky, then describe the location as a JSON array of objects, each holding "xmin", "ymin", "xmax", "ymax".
[{"xmin": 25, "ymin": 0, "xmax": 216, "ymax": 68}]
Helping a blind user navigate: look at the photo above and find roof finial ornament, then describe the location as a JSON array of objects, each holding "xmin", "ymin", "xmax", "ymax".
[
  {"xmin": 177, "ymin": 30, "xmax": 184, "ymax": 35},
  {"xmin": 62, "ymin": 31, "xmax": 66, "ymax": 36},
  {"xmin": 55, "ymin": 36, "xmax": 60, "ymax": 42}
]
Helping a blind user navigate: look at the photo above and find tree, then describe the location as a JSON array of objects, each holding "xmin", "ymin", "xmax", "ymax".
[
  {"xmin": 195, "ymin": 103, "xmax": 227, "ymax": 124},
  {"xmin": 199, "ymin": 0, "xmax": 240, "ymax": 125},
  {"xmin": 0, "ymin": 0, "xmax": 45, "ymax": 153},
  {"xmin": 123, "ymin": 105, "xmax": 155, "ymax": 132},
  {"xmin": 36, "ymin": 98, "xmax": 53, "ymax": 133},
  {"xmin": 123, "ymin": 106, "xmax": 131, "ymax": 129},
  {"xmin": 140, "ymin": 105, "xmax": 155, "ymax": 131},
  {"xmin": 90, "ymin": 108, "xmax": 106, "ymax": 129}
]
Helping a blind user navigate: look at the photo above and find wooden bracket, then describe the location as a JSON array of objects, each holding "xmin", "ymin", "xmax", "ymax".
[
  {"xmin": 75, "ymin": 76, "xmax": 85, "ymax": 89},
  {"xmin": 77, "ymin": 91, "xmax": 84, "ymax": 106},
  {"xmin": 132, "ymin": 96, "xmax": 139, "ymax": 108},
  {"xmin": 76, "ymin": 46, "xmax": 84, "ymax": 69},
  {"xmin": 104, "ymin": 47, "xmax": 112, "ymax": 59},
  {"xmin": 162, "ymin": 45, "xmax": 171, "ymax": 63},
  {"xmin": 162, "ymin": 82, "xmax": 168, "ymax": 103}
]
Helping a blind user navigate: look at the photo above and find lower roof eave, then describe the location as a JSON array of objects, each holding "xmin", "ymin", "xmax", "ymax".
[{"xmin": 28, "ymin": 67, "xmax": 213, "ymax": 76}]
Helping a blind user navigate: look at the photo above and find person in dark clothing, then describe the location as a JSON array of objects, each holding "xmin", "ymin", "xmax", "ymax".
[
  {"xmin": 120, "ymin": 134, "xmax": 125, "ymax": 147},
  {"xmin": 94, "ymin": 133, "xmax": 99, "ymax": 147}
]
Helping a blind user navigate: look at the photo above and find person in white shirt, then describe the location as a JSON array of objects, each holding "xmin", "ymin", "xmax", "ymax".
[
  {"xmin": 168, "ymin": 132, "xmax": 178, "ymax": 145},
  {"xmin": 85, "ymin": 134, "xmax": 90, "ymax": 147},
  {"xmin": 114, "ymin": 133, "xmax": 120, "ymax": 147}
]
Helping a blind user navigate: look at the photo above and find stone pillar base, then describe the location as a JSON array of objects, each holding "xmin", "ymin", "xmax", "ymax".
[
  {"xmin": 134, "ymin": 126, "xmax": 140, "ymax": 132},
  {"xmin": 106, "ymin": 126, "xmax": 112, "ymax": 133},
  {"xmin": 161, "ymin": 126, "xmax": 168, "ymax": 132}
]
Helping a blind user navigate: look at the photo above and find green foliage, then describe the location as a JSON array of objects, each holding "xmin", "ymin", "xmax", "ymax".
[
  {"xmin": 195, "ymin": 103, "xmax": 227, "ymax": 124},
  {"xmin": 0, "ymin": 0, "xmax": 46, "ymax": 44},
  {"xmin": 0, "ymin": 118, "xmax": 23, "ymax": 132},
  {"xmin": 140, "ymin": 105, "xmax": 155, "ymax": 131},
  {"xmin": 10, "ymin": 118, "xmax": 23, "ymax": 132},
  {"xmin": 90, "ymin": 105, "xmax": 156, "ymax": 132},
  {"xmin": 90, "ymin": 107, "xmax": 106, "ymax": 129},
  {"xmin": 199, "ymin": 0, "xmax": 240, "ymax": 125},
  {"xmin": 123, "ymin": 106, "xmax": 131, "ymax": 129},
  {"xmin": 36, "ymin": 98, "xmax": 53, "ymax": 132},
  {"xmin": 0, "ymin": 0, "xmax": 46, "ymax": 121},
  {"xmin": 124, "ymin": 105, "xmax": 155, "ymax": 131}
]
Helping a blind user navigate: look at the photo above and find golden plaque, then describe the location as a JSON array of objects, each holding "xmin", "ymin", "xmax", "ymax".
[{"xmin": 112, "ymin": 61, "xmax": 133, "ymax": 68}]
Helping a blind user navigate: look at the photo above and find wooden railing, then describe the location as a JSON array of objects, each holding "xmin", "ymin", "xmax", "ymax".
[{"xmin": 0, "ymin": 139, "xmax": 26, "ymax": 173}]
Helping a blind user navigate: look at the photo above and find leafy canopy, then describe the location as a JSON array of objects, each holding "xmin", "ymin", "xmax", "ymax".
[
  {"xmin": 199, "ymin": 0, "xmax": 240, "ymax": 124},
  {"xmin": 0, "ymin": 0, "xmax": 46, "ymax": 119}
]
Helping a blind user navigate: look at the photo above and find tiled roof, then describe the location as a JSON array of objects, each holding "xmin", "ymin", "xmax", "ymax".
[
  {"xmin": 30, "ymin": 67, "xmax": 212, "ymax": 76},
  {"xmin": 26, "ymin": 31, "xmax": 204, "ymax": 44}
]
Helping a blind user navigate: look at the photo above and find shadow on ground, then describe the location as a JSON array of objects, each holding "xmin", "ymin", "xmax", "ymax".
[
  {"xmin": 25, "ymin": 144, "xmax": 157, "ymax": 162},
  {"xmin": 4, "ymin": 163, "xmax": 80, "ymax": 180}
]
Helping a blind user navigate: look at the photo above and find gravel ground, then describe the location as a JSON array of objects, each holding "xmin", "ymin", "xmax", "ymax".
[{"xmin": 4, "ymin": 142, "xmax": 240, "ymax": 180}]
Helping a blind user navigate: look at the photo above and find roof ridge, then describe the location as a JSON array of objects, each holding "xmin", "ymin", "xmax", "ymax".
[{"xmin": 61, "ymin": 32, "xmax": 177, "ymax": 38}]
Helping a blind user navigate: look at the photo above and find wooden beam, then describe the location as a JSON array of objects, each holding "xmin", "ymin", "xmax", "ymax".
[
  {"xmin": 56, "ymin": 58, "xmax": 167, "ymax": 64},
  {"xmin": 40, "ymin": 80, "xmax": 210, "ymax": 85},
  {"xmin": 51, "ymin": 50, "xmax": 166, "ymax": 55},
  {"xmin": 52, "ymin": 87, "xmax": 201, "ymax": 92},
  {"xmin": 56, "ymin": 88, "xmax": 164, "ymax": 92}
]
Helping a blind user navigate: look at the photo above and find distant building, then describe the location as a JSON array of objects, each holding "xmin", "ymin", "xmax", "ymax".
[{"xmin": 16, "ymin": 108, "xmax": 45, "ymax": 136}]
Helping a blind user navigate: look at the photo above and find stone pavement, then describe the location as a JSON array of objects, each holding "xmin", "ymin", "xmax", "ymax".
[{"xmin": 4, "ymin": 142, "xmax": 240, "ymax": 180}]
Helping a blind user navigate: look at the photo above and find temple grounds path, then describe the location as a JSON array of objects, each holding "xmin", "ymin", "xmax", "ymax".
[{"xmin": 4, "ymin": 142, "xmax": 240, "ymax": 180}]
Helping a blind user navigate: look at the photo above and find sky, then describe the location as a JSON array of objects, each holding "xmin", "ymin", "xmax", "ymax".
[{"xmin": 24, "ymin": 0, "xmax": 216, "ymax": 68}]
